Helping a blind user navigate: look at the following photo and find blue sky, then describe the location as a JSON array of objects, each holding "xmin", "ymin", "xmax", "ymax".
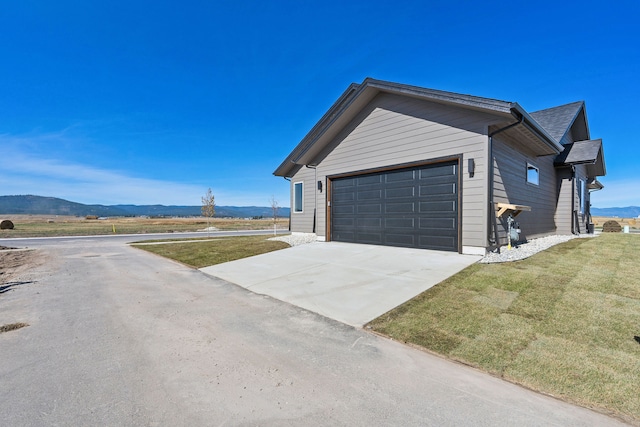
[{"xmin": 1, "ymin": 1, "xmax": 637, "ymax": 208}]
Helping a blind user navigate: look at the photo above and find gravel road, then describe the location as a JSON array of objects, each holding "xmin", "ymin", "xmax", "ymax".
[{"xmin": 0, "ymin": 236, "xmax": 626, "ymax": 426}]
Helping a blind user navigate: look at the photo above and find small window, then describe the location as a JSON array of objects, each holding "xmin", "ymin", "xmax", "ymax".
[
  {"xmin": 526, "ymin": 164, "xmax": 539, "ymax": 186},
  {"xmin": 579, "ymin": 179, "xmax": 586, "ymax": 214},
  {"xmin": 294, "ymin": 182, "xmax": 303, "ymax": 213}
]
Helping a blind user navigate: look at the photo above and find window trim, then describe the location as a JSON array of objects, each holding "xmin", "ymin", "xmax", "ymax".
[
  {"xmin": 293, "ymin": 181, "xmax": 304, "ymax": 213},
  {"xmin": 526, "ymin": 163, "xmax": 540, "ymax": 186}
]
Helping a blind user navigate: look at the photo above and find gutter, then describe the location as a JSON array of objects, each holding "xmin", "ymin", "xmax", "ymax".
[{"xmin": 511, "ymin": 103, "xmax": 563, "ymax": 154}]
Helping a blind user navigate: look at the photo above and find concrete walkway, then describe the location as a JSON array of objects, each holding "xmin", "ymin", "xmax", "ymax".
[{"xmin": 200, "ymin": 242, "xmax": 481, "ymax": 326}]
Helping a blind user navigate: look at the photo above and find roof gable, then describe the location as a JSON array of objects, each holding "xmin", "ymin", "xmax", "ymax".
[
  {"xmin": 530, "ymin": 101, "xmax": 587, "ymax": 144},
  {"xmin": 274, "ymin": 78, "xmax": 563, "ymax": 178}
]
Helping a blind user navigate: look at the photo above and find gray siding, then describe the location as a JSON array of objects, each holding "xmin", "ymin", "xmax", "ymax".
[
  {"xmin": 555, "ymin": 168, "xmax": 573, "ymax": 234},
  {"xmin": 289, "ymin": 167, "xmax": 317, "ymax": 233},
  {"xmin": 290, "ymin": 93, "xmax": 503, "ymax": 249},
  {"xmin": 492, "ymin": 133, "xmax": 558, "ymax": 243},
  {"xmin": 554, "ymin": 165, "xmax": 590, "ymax": 235},
  {"xmin": 560, "ymin": 129, "xmax": 574, "ymax": 145}
]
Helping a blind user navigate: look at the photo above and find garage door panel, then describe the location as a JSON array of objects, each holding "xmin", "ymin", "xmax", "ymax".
[
  {"xmin": 419, "ymin": 183, "xmax": 456, "ymax": 197},
  {"xmin": 385, "ymin": 202, "xmax": 416, "ymax": 214},
  {"xmin": 420, "ymin": 228, "xmax": 458, "ymax": 238},
  {"xmin": 333, "ymin": 217, "xmax": 355, "ymax": 227},
  {"xmin": 333, "ymin": 179, "xmax": 356, "ymax": 189},
  {"xmin": 331, "ymin": 160, "xmax": 458, "ymax": 251},
  {"xmin": 333, "ymin": 231, "xmax": 355, "ymax": 241},
  {"xmin": 419, "ymin": 218, "xmax": 456, "ymax": 230},
  {"xmin": 333, "ymin": 205, "xmax": 355, "ymax": 215},
  {"xmin": 386, "ymin": 169, "xmax": 416, "ymax": 182},
  {"xmin": 419, "ymin": 235, "xmax": 456, "ymax": 250},
  {"xmin": 419, "ymin": 164, "xmax": 456, "ymax": 179},
  {"xmin": 357, "ymin": 175, "xmax": 383, "ymax": 185},
  {"xmin": 385, "ymin": 186, "xmax": 415, "ymax": 198},
  {"xmin": 357, "ymin": 218, "xmax": 382, "ymax": 228},
  {"xmin": 333, "ymin": 192, "xmax": 355, "ymax": 203},
  {"xmin": 357, "ymin": 233, "xmax": 383, "ymax": 245},
  {"xmin": 357, "ymin": 204, "xmax": 382, "ymax": 214},
  {"xmin": 386, "ymin": 234, "xmax": 416, "ymax": 247},
  {"xmin": 419, "ymin": 201, "xmax": 456, "ymax": 214},
  {"xmin": 357, "ymin": 190, "xmax": 382, "ymax": 200},
  {"xmin": 385, "ymin": 217, "xmax": 415, "ymax": 229}
]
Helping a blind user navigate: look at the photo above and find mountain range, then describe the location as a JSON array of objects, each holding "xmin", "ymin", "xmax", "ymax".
[
  {"xmin": 0, "ymin": 195, "xmax": 290, "ymax": 218},
  {"xmin": 1, "ymin": 195, "xmax": 636, "ymax": 219},
  {"xmin": 591, "ymin": 206, "xmax": 640, "ymax": 218}
]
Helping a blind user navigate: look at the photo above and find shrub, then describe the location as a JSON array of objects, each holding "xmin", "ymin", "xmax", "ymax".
[{"xmin": 0, "ymin": 220, "xmax": 14, "ymax": 230}]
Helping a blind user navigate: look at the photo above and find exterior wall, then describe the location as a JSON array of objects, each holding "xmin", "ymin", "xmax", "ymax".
[
  {"xmin": 290, "ymin": 92, "xmax": 504, "ymax": 250},
  {"xmin": 559, "ymin": 129, "xmax": 574, "ymax": 145},
  {"xmin": 289, "ymin": 166, "xmax": 317, "ymax": 233},
  {"xmin": 555, "ymin": 168, "xmax": 573, "ymax": 234},
  {"xmin": 492, "ymin": 133, "xmax": 559, "ymax": 243},
  {"xmin": 554, "ymin": 164, "xmax": 590, "ymax": 235}
]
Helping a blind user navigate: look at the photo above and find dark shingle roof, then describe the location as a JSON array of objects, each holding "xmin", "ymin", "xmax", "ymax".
[
  {"xmin": 555, "ymin": 139, "xmax": 605, "ymax": 176},
  {"xmin": 530, "ymin": 101, "xmax": 583, "ymax": 142}
]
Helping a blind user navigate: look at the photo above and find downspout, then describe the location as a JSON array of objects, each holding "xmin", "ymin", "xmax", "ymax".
[
  {"xmin": 305, "ymin": 165, "xmax": 317, "ymax": 234},
  {"xmin": 487, "ymin": 114, "xmax": 524, "ymax": 250}
]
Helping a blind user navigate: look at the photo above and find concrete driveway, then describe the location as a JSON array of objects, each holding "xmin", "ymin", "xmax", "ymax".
[{"xmin": 200, "ymin": 242, "xmax": 481, "ymax": 326}]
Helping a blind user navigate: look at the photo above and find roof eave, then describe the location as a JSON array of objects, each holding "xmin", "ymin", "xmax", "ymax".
[
  {"xmin": 273, "ymin": 83, "xmax": 361, "ymax": 177},
  {"xmin": 588, "ymin": 178, "xmax": 604, "ymax": 190},
  {"xmin": 511, "ymin": 104, "xmax": 564, "ymax": 154}
]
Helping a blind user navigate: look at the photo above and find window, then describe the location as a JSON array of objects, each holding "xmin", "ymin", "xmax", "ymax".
[
  {"xmin": 526, "ymin": 164, "xmax": 539, "ymax": 186},
  {"xmin": 294, "ymin": 182, "xmax": 303, "ymax": 213},
  {"xmin": 579, "ymin": 179, "xmax": 586, "ymax": 214}
]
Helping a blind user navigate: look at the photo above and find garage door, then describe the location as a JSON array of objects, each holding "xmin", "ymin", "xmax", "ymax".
[{"xmin": 330, "ymin": 161, "xmax": 458, "ymax": 251}]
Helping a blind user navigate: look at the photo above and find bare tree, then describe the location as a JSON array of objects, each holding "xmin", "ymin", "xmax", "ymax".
[
  {"xmin": 201, "ymin": 188, "xmax": 215, "ymax": 237},
  {"xmin": 270, "ymin": 195, "xmax": 279, "ymax": 235}
]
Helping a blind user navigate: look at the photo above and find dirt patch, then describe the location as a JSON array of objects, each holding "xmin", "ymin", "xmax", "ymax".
[
  {"xmin": 0, "ymin": 249, "xmax": 45, "ymax": 288},
  {"xmin": 0, "ymin": 322, "xmax": 29, "ymax": 333}
]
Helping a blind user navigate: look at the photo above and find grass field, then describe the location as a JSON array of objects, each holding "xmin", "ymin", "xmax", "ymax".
[
  {"xmin": 368, "ymin": 233, "xmax": 640, "ymax": 424},
  {"xmin": 593, "ymin": 216, "xmax": 638, "ymax": 230},
  {"xmin": 132, "ymin": 234, "xmax": 290, "ymax": 268},
  {"xmin": 0, "ymin": 215, "xmax": 289, "ymax": 238}
]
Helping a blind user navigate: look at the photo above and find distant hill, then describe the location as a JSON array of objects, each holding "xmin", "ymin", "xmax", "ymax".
[
  {"xmin": 0, "ymin": 195, "xmax": 290, "ymax": 218},
  {"xmin": 591, "ymin": 206, "xmax": 640, "ymax": 218}
]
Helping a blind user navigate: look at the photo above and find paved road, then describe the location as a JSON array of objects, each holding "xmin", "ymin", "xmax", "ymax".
[
  {"xmin": 0, "ymin": 235, "xmax": 627, "ymax": 426},
  {"xmin": 2, "ymin": 229, "xmax": 285, "ymax": 247}
]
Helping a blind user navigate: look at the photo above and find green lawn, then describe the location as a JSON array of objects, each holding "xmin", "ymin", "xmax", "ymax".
[
  {"xmin": 131, "ymin": 234, "xmax": 290, "ymax": 268},
  {"xmin": 368, "ymin": 233, "xmax": 640, "ymax": 423}
]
